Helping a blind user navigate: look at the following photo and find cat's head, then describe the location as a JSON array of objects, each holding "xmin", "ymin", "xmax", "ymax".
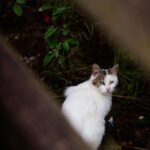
[{"xmin": 90, "ymin": 64, "xmax": 119, "ymax": 95}]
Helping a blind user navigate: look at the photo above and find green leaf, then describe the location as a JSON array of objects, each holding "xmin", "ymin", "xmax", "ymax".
[
  {"xmin": 49, "ymin": 39, "xmax": 58, "ymax": 49},
  {"xmin": 56, "ymin": 42, "xmax": 62, "ymax": 50},
  {"xmin": 52, "ymin": 16, "xmax": 58, "ymax": 22},
  {"xmin": 53, "ymin": 49, "xmax": 59, "ymax": 58},
  {"xmin": 43, "ymin": 52, "xmax": 55, "ymax": 66},
  {"xmin": 16, "ymin": 0, "xmax": 26, "ymax": 4},
  {"xmin": 76, "ymin": 40, "xmax": 80, "ymax": 48},
  {"xmin": 53, "ymin": 7, "xmax": 68, "ymax": 16},
  {"xmin": 13, "ymin": 3, "xmax": 23, "ymax": 16},
  {"xmin": 62, "ymin": 28, "xmax": 70, "ymax": 36},
  {"xmin": 67, "ymin": 38, "xmax": 77, "ymax": 45},
  {"xmin": 58, "ymin": 56, "xmax": 65, "ymax": 67},
  {"xmin": 40, "ymin": 3, "xmax": 51, "ymax": 11},
  {"xmin": 63, "ymin": 24, "xmax": 67, "ymax": 28},
  {"xmin": 45, "ymin": 38, "xmax": 50, "ymax": 47},
  {"xmin": 63, "ymin": 41, "xmax": 70, "ymax": 53},
  {"xmin": 44, "ymin": 26, "xmax": 57, "ymax": 39}
]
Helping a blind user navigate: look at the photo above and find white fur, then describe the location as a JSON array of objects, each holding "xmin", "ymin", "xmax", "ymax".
[{"xmin": 62, "ymin": 73, "xmax": 118, "ymax": 150}]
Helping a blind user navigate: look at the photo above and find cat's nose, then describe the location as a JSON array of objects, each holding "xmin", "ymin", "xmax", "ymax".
[{"xmin": 106, "ymin": 87, "xmax": 110, "ymax": 92}]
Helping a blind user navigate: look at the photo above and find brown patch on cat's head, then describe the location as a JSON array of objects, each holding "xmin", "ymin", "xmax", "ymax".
[
  {"xmin": 92, "ymin": 75, "xmax": 102, "ymax": 87},
  {"xmin": 92, "ymin": 64, "xmax": 101, "ymax": 77},
  {"xmin": 92, "ymin": 64, "xmax": 104, "ymax": 87},
  {"xmin": 108, "ymin": 64, "xmax": 119, "ymax": 75}
]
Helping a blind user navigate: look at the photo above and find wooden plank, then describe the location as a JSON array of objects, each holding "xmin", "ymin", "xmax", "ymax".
[
  {"xmin": 0, "ymin": 39, "xmax": 90, "ymax": 150},
  {"xmin": 77, "ymin": 0, "xmax": 150, "ymax": 71}
]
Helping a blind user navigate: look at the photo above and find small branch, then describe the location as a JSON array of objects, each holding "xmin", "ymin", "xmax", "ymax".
[
  {"xmin": 113, "ymin": 94, "xmax": 138, "ymax": 100},
  {"xmin": 65, "ymin": 67, "xmax": 90, "ymax": 73},
  {"xmin": 122, "ymin": 145, "xmax": 148, "ymax": 150}
]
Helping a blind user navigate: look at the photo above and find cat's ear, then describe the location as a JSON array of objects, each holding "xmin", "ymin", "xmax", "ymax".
[
  {"xmin": 109, "ymin": 64, "xmax": 119, "ymax": 75},
  {"xmin": 92, "ymin": 64, "xmax": 101, "ymax": 77}
]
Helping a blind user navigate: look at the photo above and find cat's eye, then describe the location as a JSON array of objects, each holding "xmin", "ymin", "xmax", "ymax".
[
  {"xmin": 110, "ymin": 81, "xmax": 114, "ymax": 84},
  {"xmin": 100, "ymin": 81, "xmax": 105, "ymax": 85}
]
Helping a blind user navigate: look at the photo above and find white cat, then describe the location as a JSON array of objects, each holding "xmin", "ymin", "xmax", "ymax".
[{"xmin": 62, "ymin": 64, "xmax": 119, "ymax": 150}]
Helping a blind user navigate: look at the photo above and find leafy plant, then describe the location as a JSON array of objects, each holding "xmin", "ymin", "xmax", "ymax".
[
  {"xmin": 13, "ymin": 0, "xmax": 26, "ymax": 16},
  {"xmin": 43, "ymin": 5, "xmax": 79, "ymax": 68}
]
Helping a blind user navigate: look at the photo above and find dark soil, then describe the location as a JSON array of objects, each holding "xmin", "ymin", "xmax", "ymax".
[{"xmin": 0, "ymin": 4, "xmax": 150, "ymax": 150}]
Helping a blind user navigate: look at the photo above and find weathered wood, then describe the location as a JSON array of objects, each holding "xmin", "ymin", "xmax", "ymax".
[
  {"xmin": 77, "ymin": 0, "xmax": 150, "ymax": 71},
  {"xmin": 0, "ymin": 39, "xmax": 90, "ymax": 150}
]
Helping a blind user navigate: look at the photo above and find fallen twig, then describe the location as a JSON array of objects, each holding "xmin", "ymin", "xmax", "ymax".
[
  {"xmin": 113, "ymin": 94, "xmax": 138, "ymax": 100},
  {"xmin": 122, "ymin": 145, "xmax": 148, "ymax": 150}
]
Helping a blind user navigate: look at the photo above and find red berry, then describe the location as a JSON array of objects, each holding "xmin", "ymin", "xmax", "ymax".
[{"xmin": 44, "ymin": 15, "xmax": 51, "ymax": 25}]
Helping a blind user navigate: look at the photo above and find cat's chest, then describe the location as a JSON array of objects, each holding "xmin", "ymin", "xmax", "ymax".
[
  {"xmin": 81, "ymin": 92, "xmax": 111, "ymax": 117},
  {"xmin": 96, "ymin": 95, "xmax": 112, "ymax": 117},
  {"xmin": 64, "ymin": 86, "xmax": 112, "ymax": 119}
]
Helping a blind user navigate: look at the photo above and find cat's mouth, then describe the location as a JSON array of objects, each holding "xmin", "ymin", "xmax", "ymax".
[{"xmin": 104, "ymin": 91, "xmax": 112, "ymax": 95}]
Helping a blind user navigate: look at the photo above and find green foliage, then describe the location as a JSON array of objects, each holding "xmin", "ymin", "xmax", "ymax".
[
  {"xmin": 11, "ymin": 0, "xmax": 79, "ymax": 68},
  {"xmin": 16, "ymin": 0, "xmax": 26, "ymax": 5},
  {"xmin": 43, "ymin": 5, "xmax": 79, "ymax": 68},
  {"xmin": 13, "ymin": 0, "xmax": 26, "ymax": 16},
  {"xmin": 113, "ymin": 48, "xmax": 144, "ymax": 97},
  {"xmin": 52, "ymin": 7, "xmax": 68, "ymax": 16},
  {"xmin": 40, "ymin": 3, "xmax": 51, "ymax": 11}
]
